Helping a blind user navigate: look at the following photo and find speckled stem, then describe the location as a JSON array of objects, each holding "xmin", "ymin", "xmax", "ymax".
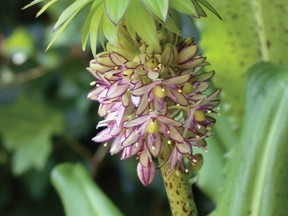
[{"xmin": 159, "ymin": 149, "xmax": 198, "ymax": 216}]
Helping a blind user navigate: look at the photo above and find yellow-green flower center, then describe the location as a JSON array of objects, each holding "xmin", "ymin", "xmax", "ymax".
[
  {"xmin": 194, "ymin": 110, "xmax": 205, "ymax": 122},
  {"xmin": 154, "ymin": 86, "xmax": 167, "ymax": 98},
  {"xmin": 146, "ymin": 119, "xmax": 160, "ymax": 134},
  {"xmin": 182, "ymin": 82, "xmax": 193, "ymax": 94},
  {"xmin": 145, "ymin": 57, "xmax": 158, "ymax": 69}
]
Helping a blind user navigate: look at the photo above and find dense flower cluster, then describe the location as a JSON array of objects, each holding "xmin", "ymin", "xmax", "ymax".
[{"xmin": 88, "ymin": 32, "xmax": 220, "ymax": 186}]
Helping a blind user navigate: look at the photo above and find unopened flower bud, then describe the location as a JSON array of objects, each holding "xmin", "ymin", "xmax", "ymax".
[
  {"xmin": 154, "ymin": 86, "xmax": 167, "ymax": 98},
  {"xmin": 145, "ymin": 57, "xmax": 158, "ymax": 69},
  {"xmin": 161, "ymin": 43, "xmax": 177, "ymax": 66},
  {"xmin": 191, "ymin": 154, "xmax": 204, "ymax": 172},
  {"xmin": 182, "ymin": 82, "xmax": 193, "ymax": 94},
  {"xmin": 194, "ymin": 110, "xmax": 206, "ymax": 122}
]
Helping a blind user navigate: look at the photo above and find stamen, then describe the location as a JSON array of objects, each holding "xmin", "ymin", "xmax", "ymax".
[
  {"xmin": 195, "ymin": 135, "xmax": 200, "ymax": 139},
  {"xmin": 104, "ymin": 143, "xmax": 107, "ymax": 147},
  {"xmin": 197, "ymin": 125, "xmax": 201, "ymax": 129},
  {"xmin": 167, "ymin": 140, "xmax": 171, "ymax": 144},
  {"xmin": 152, "ymin": 146, "xmax": 155, "ymax": 151},
  {"xmin": 161, "ymin": 88, "xmax": 165, "ymax": 92},
  {"xmin": 207, "ymin": 110, "xmax": 212, "ymax": 113},
  {"xmin": 178, "ymin": 89, "xmax": 182, "ymax": 93},
  {"xmin": 135, "ymin": 142, "xmax": 139, "ymax": 147},
  {"xmin": 176, "ymin": 104, "xmax": 180, "ymax": 107},
  {"xmin": 167, "ymin": 130, "xmax": 170, "ymax": 134},
  {"xmin": 185, "ymin": 169, "xmax": 189, "ymax": 173},
  {"xmin": 90, "ymin": 81, "xmax": 97, "ymax": 86},
  {"xmin": 114, "ymin": 66, "xmax": 119, "ymax": 70}
]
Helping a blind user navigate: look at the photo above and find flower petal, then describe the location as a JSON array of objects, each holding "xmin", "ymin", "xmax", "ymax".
[
  {"xmin": 109, "ymin": 52, "xmax": 127, "ymax": 66},
  {"xmin": 163, "ymin": 74, "xmax": 190, "ymax": 85},
  {"xmin": 147, "ymin": 134, "xmax": 162, "ymax": 157},
  {"xmin": 92, "ymin": 128, "xmax": 113, "ymax": 143},
  {"xmin": 125, "ymin": 115, "xmax": 149, "ymax": 127},
  {"xmin": 132, "ymin": 82, "xmax": 155, "ymax": 96},
  {"xmin": 137, "ymin": 161, "xmax": 156, "ymax": 186},
  {"xmin": 158, "ymin": 115, "xmax": 182, "ymax": 127},
  {"xmin": 106, "ymin": 83, "xmax": 128, "ymax": 98}
]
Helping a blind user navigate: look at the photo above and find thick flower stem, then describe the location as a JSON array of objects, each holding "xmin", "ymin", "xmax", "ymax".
[{"xmin": 159, "ymin": 149, "xmax": 198, "ymax": 216}]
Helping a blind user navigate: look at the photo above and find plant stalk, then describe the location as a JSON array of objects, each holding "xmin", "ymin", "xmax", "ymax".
[{"xmin": 159, "ymin": 148, "xmax": 198, "ymax": 216}]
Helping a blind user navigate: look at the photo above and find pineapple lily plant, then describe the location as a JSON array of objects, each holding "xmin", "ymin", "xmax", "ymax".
[{"xmin": 21, "ymin": 0, "xmax": 288, "ymax": 216}]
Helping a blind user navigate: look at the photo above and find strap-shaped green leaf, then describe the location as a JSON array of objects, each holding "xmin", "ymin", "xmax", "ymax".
[
  {"xmin": 212, "ymin": 62, "xmax": 288, "ymax": 216},
  {"xmin": 81, "ymin": 0, "xmax": 102, "ymax": 51},
  {"xmin": 103, "ymin": 15, "xmax": 118, "ymax": 47},
  {"xmin": 197, "ymin": 0, "xmax": 221, "ymax": 19},
  {"xmin": 104, "ymin": 0, "xmax": 130, "ymax": 25},
  {"xmin": 170, "ymin": 0, "xmax": 198, "ymax": 17},
  {"xmin": 46, "ymin": 11, "xmax": 78, "ymax": 51},
  {"xmin": 22, "ymin": 0, "xmax": 44, "ymax": 10},
  {"xmin": 163, "ymin": 15, "xmax": 181, "ymax": 35},
  {"xmin": 126, "ymin": 0, "xmax": 160, "ymax": 50},
  {"xmin": 51, "ymin": 163, "xmax": 124, "ymax": 216},
  {"xmin": 90, "ymin": 3, "xmax": 104, "ymax": 57},
  {"xmin": 140, "ymin": 0, "xmax": 169, "ymax": 22},
  {"xmin": 36, "ymin": 0, "xmax": 58, "ymax": 17},
  {"xmin": 53, "ymin": 0, "xmax": 92, "ymax": 31}
]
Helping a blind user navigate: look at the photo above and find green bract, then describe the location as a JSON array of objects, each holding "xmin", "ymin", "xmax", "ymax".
[{"xmin": 24, "ymin": 0, "xmax": 220, "ymax": 57}]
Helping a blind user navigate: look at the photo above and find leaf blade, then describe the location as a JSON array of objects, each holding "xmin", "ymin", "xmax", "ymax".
[
  {"xmin": 51, "ymin": 163, "xmax": 124, "ymax": 216},
  {"xmin": 104, "ymin": 0, "xmax": 130, "ymax": 25},
  {"xmin": 213, "ymin": 62, "xmax": 288, "ymax": 216},
  {"xmin": 140, "ymin": 0, "xmax": 169, "ymax": 21}
]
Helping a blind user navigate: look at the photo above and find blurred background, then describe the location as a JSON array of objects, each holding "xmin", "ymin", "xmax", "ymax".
[{"xmin": 0, "ymin": 1, "xmax": 213, "ymax": 215}]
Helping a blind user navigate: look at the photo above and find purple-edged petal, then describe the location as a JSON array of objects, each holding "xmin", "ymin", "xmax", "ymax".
[
  {"xmin": 137, "ymin": 161, "xmax": 156, "ymax": 186},
  {"xmin": 163, "ymin": 74, "xmax": 190, "ymax": 85},
  {"xmin": 158, "ymin": 115, "xmax": 182, "ymax": 127},
  {"xmin": 193, "ymin": 82, "xmax": 210, "ymax": 93},
  {"xmin": 106, "ymin": 83, "xmax": 128, "ymax": 98},
  {"xmin": 139, "ymin": 148, "xmax": 152, "ymax": 167},
  {"xmin": 169, "ymin": 88, "xmax": 189, "ymax": 105},
  {"xmin": 132, "ymin": 82, "xmax": 155, "ymax": 96},
  {"xmin": 109, "ymin": 52, "xmax": 127, "ymax": 66},
  {"xmin": 92, "ymin": 128, "xmax": 113, "ymax": 143},
  {"xmin": 110, "ymin": 136, "xmax": 123, "ymax": 155},
  {"xmin": 125, "ymin": 115, "xmax": 149, "ymax": 127},
  {"xmin": 167, "ymin": 125, "xmax": 184, "ymax": 143},
  {"xmin": 121, "ymin": 142, "xmax": 142, "ymax": 160},
  {"xmin": 147, "ymin": 134, "xmax": 161, "ymax": 157},
  {"xmin": 177, "ymin": 142, "xmax": 192, "ymax": 154},
  {"xmin": 122, "ymin": 129, "xmax": 140, "ymax": 147},
  {"xmin": 177, "ymin": 45, "xmax": 198, "ymax": 64},
  {"xmin": 168, "ymin": 148, "xmax": 181, "ymax": 171},
  {"xmin": 136, "ymin": 94, "xmax": 149, "ymax": 115}
]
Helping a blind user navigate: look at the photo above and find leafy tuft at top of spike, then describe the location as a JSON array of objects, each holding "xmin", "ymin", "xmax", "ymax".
[{"xmin": 23, "ymin": 0, "xmax": 221, "ymax": 57}]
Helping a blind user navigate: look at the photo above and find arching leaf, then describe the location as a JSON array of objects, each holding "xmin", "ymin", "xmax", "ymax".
[
  {"xmin": 104, "ymin": 0, "xmax": 130, "ymax": 25},
  {"xmin": 140, "ymin": 0, "xmax": 169, "ymax": 22},
  {"xmin": 126, "ymin": 0, "xmax": 160, "ymax": 50}
]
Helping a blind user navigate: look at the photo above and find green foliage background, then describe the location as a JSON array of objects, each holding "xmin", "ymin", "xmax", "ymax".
[{"xmin": 0, "ymin": 0, "xmax": 287, "ymax": 216}]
